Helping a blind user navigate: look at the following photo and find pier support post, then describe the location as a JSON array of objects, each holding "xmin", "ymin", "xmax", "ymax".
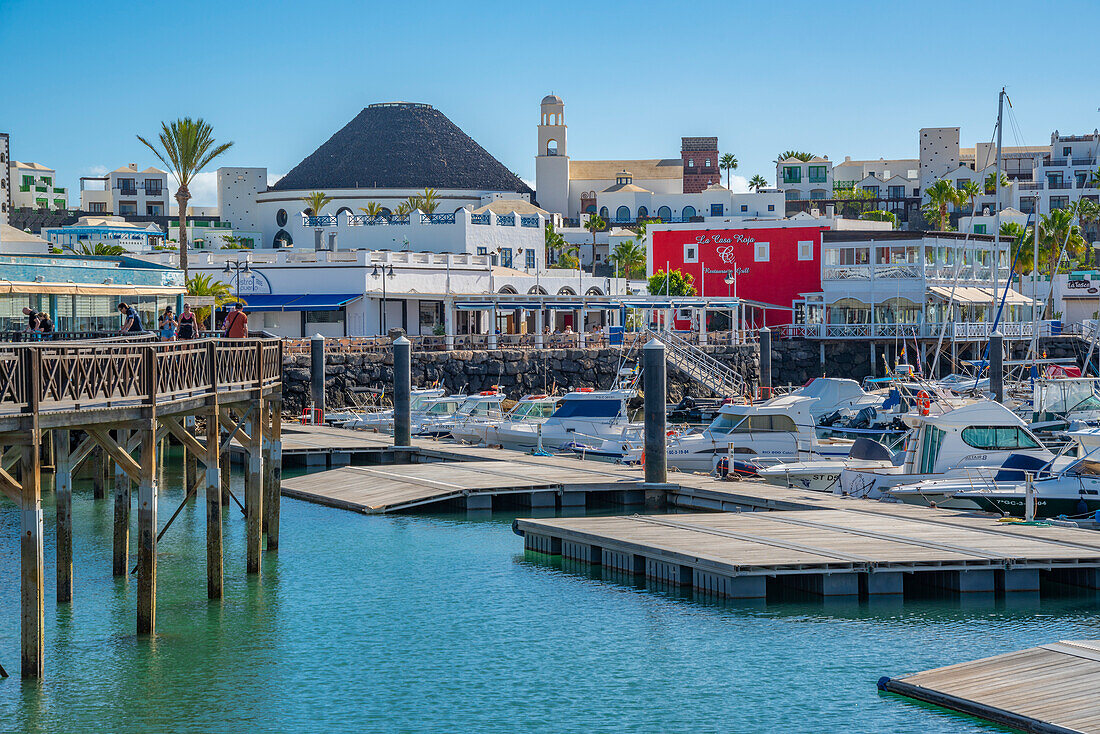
[
  {"xmin": 643, "ymin": 338, "xmax": 667, "ymax": 487},
  {"xmin": 759, "ymin": 326, "xmax": 772, "ymax": 399},
  {"xmin": 184, "ymin": 415, "xmax": 198, "ymax": 499},
  {"xmin": 205, "ymin": 402, "xmax": 223, "ymax": 599},
  {"xmin": 136, "ymin": 424, "xmax": 157, "ymax": 635},
  {"xmin": 92, "ymin": 447, "xmax": 106, "ymax": 500},
  {"xmin": 20, "ymin": 349, "xmax": 44, "ymax": 678},
  {"xmin": 310, "ymin": 334, "xmax": 325, "ymax": 422},
  {"xmin": 989, "ymin": 330, "xmax": 1003, "ymax": 403},
  {"xmin": 55, "ymin": 429, "xmax": 73, "ymax": 604},
  {"xmin": 113, "ymin": 428, "xmax": 130, "ymax": 577},
  {"xmin": 265, "ymin": 399, "xmax": 282, "ymax": 550},
  {"xmin": 393, "ymin": 336, "xmax": 412, "ymax": 447},
  {"xmin": 245, "ymin": 403, "xmax": 264, "ymax": 574}
]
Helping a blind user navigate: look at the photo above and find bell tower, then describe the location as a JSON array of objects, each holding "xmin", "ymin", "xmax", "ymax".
[{"xmin": 536, "ymin": 94, "xmax": 569, "ymax": 216}]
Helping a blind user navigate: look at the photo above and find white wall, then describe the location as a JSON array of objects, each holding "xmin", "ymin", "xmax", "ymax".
[{"xmin": 218, "ymin": 167, "xmax": 267, "ymax": 230}]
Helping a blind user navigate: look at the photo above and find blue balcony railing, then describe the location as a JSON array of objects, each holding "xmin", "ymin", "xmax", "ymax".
[
  {"xmin": 520, "ymin": 216, "xmax": 539, "ymax": 228},
  {"xmin": 423, "ymin": 212, "xmax": 456, "ymax": 224},
  {"xmin": 471, "ymin": 213, "xmax": 490, "ymax": 225},
  {"xmin": 496, "ymin": 214, "xmax": 515, "ymax": 226}
]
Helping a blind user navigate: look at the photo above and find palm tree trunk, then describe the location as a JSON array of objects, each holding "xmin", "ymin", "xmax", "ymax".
[{"xmin": 176, "ymin": 188, "xmax": 190, "ymax": 281}]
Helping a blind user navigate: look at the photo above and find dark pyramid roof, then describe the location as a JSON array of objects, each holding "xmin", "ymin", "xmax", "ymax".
[{"xmin": 271, "ymin": 102, "xmax": 532, "ymax": 194}]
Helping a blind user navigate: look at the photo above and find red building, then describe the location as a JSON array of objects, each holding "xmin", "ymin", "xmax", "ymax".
[{"xmin": 649, "ymin": 223, "xmax": 827, "ymax": 327}]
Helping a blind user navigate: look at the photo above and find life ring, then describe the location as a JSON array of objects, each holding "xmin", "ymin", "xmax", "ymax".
[
  {"xmin": 917, "ymin": 390, "xmax": 930, "ymax": 416},
  {"xmin": 479, "ymin": 390, "xmax": 497, "ymax": 396},
  {"xmin": 576, "ymin": 387, "xmax": 595, "ymax": 392},
  {"xmin": 667, "ymin": 429, "xmax": 677, "ymax": 437}
]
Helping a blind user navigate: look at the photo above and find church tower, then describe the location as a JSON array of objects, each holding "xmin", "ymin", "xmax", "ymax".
[{"xmin": 535, "ymin": 94, "xmax": 569, "ymax": 216}]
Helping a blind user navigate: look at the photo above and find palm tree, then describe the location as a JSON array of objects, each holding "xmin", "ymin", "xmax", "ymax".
[
  {"xmin": 610, "ymin": 239, "xmax": 646, "ymax": 279},
  {"xmin": 775, "ymin": 151, "xmax": 814, "ymax": 163},
  {"xmin": 137, "ymin": 118, "xmax": 233, "ymax": 281},
  {"xmin": 1088, "ymin": 168, "xmax": 1100, "ymax": 190},
  {"xmin": 186, "ymin": 273, "xmax": 237, "ymax": 330},
  {"xmin": 923, "ymin": 179, "xmax": 961, "ymax": 231},
  {"xmin": 302, "ymin": 191, "xmax": 333, "ymax": 217},
  {"xmin": 552, "ymin": 244, "xmax": 580, "ymax": 269},
  {"xmin": 719, "ymin": 153, "xmax": 738, "ymax": 189},
  {"xmin": 73, "ymin": 242, "xmax": 127, "ymax": 256},
  {"xmin": 544, "ymin": 221, "xmax": 566, "ymax": 264},
  {"xmin": 1039, "ymin": 205, "xmax": 1086, "ymax": 276},
  {"xmin": 983, "ymin": 171, "xmax": 1010, "ymax": 195},
  {"xmin": 393, "ymin": 201, "xmax": 412, "ymax": 218},
  {"xmin": 1076, "ymin": 198, "xmax": 1100, "ymax": 266},
  {"xmin": 957, "ymin": 180, "xmax": 983, "ymax": 218},
  {"xmin": 748, "ymin": 174, "xmax": 768, "ymax": 191},
  {"xmin": 359, "ymin": 201, "xmax": 385, "ymax": 219},
  {"xmin": 419, "ymin": 188, "xmax": 439, "ymax": 215},
  {"xmin": 1001, "ymin": 222, "xmax": 1035, "ymax": 275},
  {"xmin": 584, "ymin": 214, "xmax": 606, "ymax": 272}
]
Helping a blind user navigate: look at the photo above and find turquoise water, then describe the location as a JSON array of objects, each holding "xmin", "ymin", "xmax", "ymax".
[{"xmin": 2, "ymin": 458, "xmax": 1100, "ymax": 733}]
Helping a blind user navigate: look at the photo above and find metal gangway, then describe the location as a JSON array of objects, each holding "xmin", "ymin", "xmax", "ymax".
[{"xmin": 644, "ymin": 328, "xmax": 747, "ymax": 398}]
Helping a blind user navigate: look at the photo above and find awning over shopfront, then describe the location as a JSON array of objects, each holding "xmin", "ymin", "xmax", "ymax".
[
  {"xmin": 928, "ymin": 285, "xmax": 1036, "ymax": 306},
  {"xmin": 0, "ymin": 280, "xmax": 185, "ymax": 296},
  {"xmin": 242, "ymin": 293, "xmax": 362, "ymax": 312}
]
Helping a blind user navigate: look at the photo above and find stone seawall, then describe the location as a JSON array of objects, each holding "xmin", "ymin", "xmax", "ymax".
[
  {"xmin": 280, "ymin": 336, "xmax": 1090, "ymax": 413},
  {"xmin": 281, "ymin": 345, "xmax": 759, "ymax": 412}
]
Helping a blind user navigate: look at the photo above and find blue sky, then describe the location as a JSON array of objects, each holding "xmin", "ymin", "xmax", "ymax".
[{"xmin": 3, "ymin": 0, "xmax": 1098, "ymax": 205}]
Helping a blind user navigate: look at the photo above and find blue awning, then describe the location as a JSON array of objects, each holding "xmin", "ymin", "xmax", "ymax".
[
  {"xmin": 242, "ymin": 293, "xmax": 362, "ymax": 312},
  {"xmin": 455, "ymin": 302, "xmax": 494, "ymax": 310},
  {"xmin": 545, "ymin": 303, "xmax": 584, "ymax": 310}
]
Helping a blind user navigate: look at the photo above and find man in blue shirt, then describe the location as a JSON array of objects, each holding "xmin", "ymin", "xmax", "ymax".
[{"xmin": 117, "ymin": 302, "xmax": 144, "ymax": 333}]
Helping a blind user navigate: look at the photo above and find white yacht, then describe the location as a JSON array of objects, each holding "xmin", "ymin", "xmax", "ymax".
[
  {"xmin": 340, "ymin": 388, "xmax": 446, "ymax": 431},
  {"xmin": 757, "ymin": 437, "xmax": 899, "ymax": 491},
  {"xmin": 417, "ymin": 391, "xmax": 505, "ymax": 438},
  {"xmin": 668, "ymin": 395, "xmax": 854, "ymax": 473},
  {"xmin": 791, "ymin": 377, "xmax": 884, "ymax": 421},
  {"xmin": 837, "ymin": 400, "xmax": 1053, "ymax": 498},
  {"xmin": 451, "ymin": 394, "xmax": 558, "ymax": 444},
  {"xmin": 478, "ymin": 389, "xmax": 638, "ymax": 451}
]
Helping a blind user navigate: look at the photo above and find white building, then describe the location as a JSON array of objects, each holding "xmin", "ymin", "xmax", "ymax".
[
  {"xmin": 217, "ymin": 167, "xmax": 266, "ymax": 232},
  {"xmin": 141, "ymin": 248, "xmax": 625, "ymax": 339},
  {"xmin": 1016, "ymin": 130, "xmax": 1100, "ymax": 215},
  {"xmin": 10, "ymin": 161, "xmax": 67, "ymax": 210},
  {"xmin": 776, "ymin": 156, "xmax": 833, "ymax": 201},
  {"xmin": 44, "ymin": 216, "xmax": 165, "ymax": 252},
  {"xmin": 79, "ymin": 164, "xmax": 170, "ymax": 216}
]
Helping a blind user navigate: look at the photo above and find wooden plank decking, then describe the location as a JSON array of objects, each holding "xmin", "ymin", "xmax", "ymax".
[{"xmin": 881, "ymin": 640, "xmax": 1100, "ymax": 733}]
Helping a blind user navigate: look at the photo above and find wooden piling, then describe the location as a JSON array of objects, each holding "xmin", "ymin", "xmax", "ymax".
[
  {"xmin": 136, "ymin": 347, "xmax": 158, "ymax": 636},
  {"xmin": 205, "ymin": 404, "xmax": 223, "ymax": 598},
  {"xmin": 20, "ymin": 348, "xmax": 43, "ymax": 678},
  {"xmin": 113, "ymin": 428, "xmax": 130, "ymax": 577},
  {"xmin": 55, "ymin": 429, "xmax": 72, "ymax": 604},
  {"xmin": 264, "ymin": 399, "xmax": 282, "ymax": 550},
  {"xmin": 245, "ymin": 401, "xmax": 264, "ymax": 573},
  {"xmin": 184, "ymin": 415, "xmax": 198, "ymax": 502},
  {"xmin": 92, "ymin": 447, "xmax": 106, "ymax": 500}
]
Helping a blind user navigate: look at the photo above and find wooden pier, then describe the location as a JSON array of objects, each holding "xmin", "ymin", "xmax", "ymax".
[
  {"xmin": 0, "ymin": 336, "xmax": 282, "ymax": 678},
  {"xmin": 880, "ymin": 640, "xmax": 1100, "ymax": 733},
  {"xmin": 516, "ymin": 506, "xmax": 1100, "ymax": 599}
]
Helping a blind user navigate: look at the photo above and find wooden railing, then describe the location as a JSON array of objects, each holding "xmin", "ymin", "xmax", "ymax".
[
  {"xmin": 0, "ymin": 331, "xmax": 158, "ymax": 343},
  {"xmin": 0, "ymin": 337, "xmax": 282, "ymax": 417}
]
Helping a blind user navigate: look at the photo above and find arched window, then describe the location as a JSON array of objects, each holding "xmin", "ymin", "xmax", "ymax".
[
  {"xmin": 528, "ymin": 285, "xmax": 548, "ymax": 295},
  {"xmin": 336, "ymin": 206, "xmax": 353, "ymax": 218},
  {"xmin": 380, "ymin": 207, "xmax": 392, "ymax": 217},
  {"xmin": 585, "ymin": 287, "xmax": 604, "ymax": 296},
  {"xmin": 616, "ymin": 206, "xmax": 630, "ymax": 222},
  {"xmin": 498, "ymin": 285, "xmax": 518, "ymax": 294},
  {"xmin": 585, "ymin": 204, "xmax": 596, "ymax": 214},
  {"xmin": 546, "ymin": 139, "xmax": 558, "ymax": 156},
  {"xmin": 637, "ymin": 206, "xmax": 648, "ymax": 219},
  {"xmin": 828, "ymin": 298, "xmax": 871, "ymax": 325},
  {"xmin": 599, "ymin": 206, "xmax": 609, "ymax": 220},
  {"xmin": 682, "ymin": 206, "xmax": 696, "ymax": 219},
  {"xmin": 657, "ymin": 206, "xmax": 672, "ymax": 221},
  {"xmin": 557, "ymin": 286, "xmax": 576, "ymax": 295},
  {"xmin": 273, "ymin": 229, "xmax": 293, "ymax": 248}
]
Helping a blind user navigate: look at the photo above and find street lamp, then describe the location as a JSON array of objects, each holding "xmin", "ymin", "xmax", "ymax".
[
  {"xmin": 371, "ymin": 264, "xmax": 396, "ymax": 335},
  {"xmin": 725, "ymin": 271, "xmax": 738, "ymax": 344},
  {"xmin": 222, "ymin": 256, "xmax": 252, "ymax": 304}
]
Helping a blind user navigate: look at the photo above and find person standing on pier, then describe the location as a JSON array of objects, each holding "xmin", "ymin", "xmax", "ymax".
[
  {"xmin": 159, "ymin": 306, "xmax": 177, "ymax": 341},
  {"xmin": 176, "ymin": 303, "xmax": 197, "ymax": 340},
  {"xmin": 117, "ymin": 302, "xmax": 144, "ymax": 334},
  {"xmin": 221, "ymin": 302, "xmax": 248, "ymax": 338}
]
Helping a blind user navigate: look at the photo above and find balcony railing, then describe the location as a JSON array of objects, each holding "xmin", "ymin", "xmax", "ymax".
[
  {"xmin": 1073, "ymin": 157, "xmax": 1097, "ymax": 166},
  {"xmin": 54, "ymin": 187, "xmax": 65, "ymax": 194},
  {"xmin": 35, "ymin": 186, "xmax": 47, "ymax": 193},
  {"xmin": 496, "ymin": 214, "xmax": 515, "ymax": 226},
  {"xmin": 471, "ymin": 213, "xmax": 490, "ymax": 225},
  {"xmin": 118, "ymin": 188, "xmax": 138, "ymax": 196},
  {"xmin": 1048, "ymin": 181, "xmax": 1071, "ymax": 190},
  {"xmin": 520, "ymin": 216, "xmax": 539, "ymax": 228},
  {"xmin": 808, "ymin": 176, "xmax": 828, "ymax": 183},
  {"xmin": 144, "ymin": 188, "xmax": 164, "ymax": 197},
  {"xmin": 1019, "ymin": 182, "xmax": 1045, "ymax": 190},
  {"xmin": 777, "ymin": 322, "xmax": 1036, "ymax": 340}
]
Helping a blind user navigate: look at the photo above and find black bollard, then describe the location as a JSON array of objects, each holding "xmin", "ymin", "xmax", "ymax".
[
  {"xmin": 989, "ymin": 329, "xmax": 1003, "ymax": 403},
  {"xmin": 393, "ymin": 336, "xmax": 412, "ymax": 447},
  {"xmin": 643, "ymin": 338, "xmax": 667, "ymax": 486},
  {"xmin": 309, "ymin": 334, "xmax": 325, "ymax": 422},
  {"xmin": 759, "ymin": 326, "xmax": 772, "ymax": 399}
]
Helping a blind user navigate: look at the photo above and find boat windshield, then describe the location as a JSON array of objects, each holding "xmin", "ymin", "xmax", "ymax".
[
  {"xmin": 426, "ymin": 401, "xmax": 458, "ymax": 415},
  {"xmin": 410, "ymin": 395, "xmax": 434, "ymax": 412},
  {"xmin": 552, "ymin": 399, "xmax": 622, "ymax": 419},
  {"xmin": 459, "ymin": 399, "xmax": 501, "ymax": 417},
  {"xmin": 1067, "ymin": 459, "xmax": 1100, "ymax": 477},
  {"xmin": 1041, "ymin": 381, "xmax": 1100, "ymax": 414},
  {"xmin": 510, "ymin": 401, "xmax": 556, "ymax": 420},
  {"xmin": 707, "ymin": 412, "xmax": 798, "ymax": 434}
]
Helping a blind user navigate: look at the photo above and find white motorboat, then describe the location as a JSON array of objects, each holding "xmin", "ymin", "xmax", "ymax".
[
  {"xmin": 474, "ymin": 388, "xmax": 638, "ymax": 451},
  {"xmin": 757, "ymin": 437, "xmax": 900, "ymax": 491},
  {"xmin": 418, "ymin": 391, "xmax": 505, "ymax": 438},
  {"xmin": 340, "ymin": 388, "xmax": 446, "ymax": 431},
  {"xmin": 667, "ymin": 395, "xmax": 854, "ymax": 473},
  {"xmin": 450, "ymin": 394, "xmax": 558, "ymax": 444},
  {"xmin": 789, "ymin": 377, "xmax": 884, "ymax": 421},
  {"xmin": 838, "ymin": 399, "xmax": 1054, "ymax": 498}
]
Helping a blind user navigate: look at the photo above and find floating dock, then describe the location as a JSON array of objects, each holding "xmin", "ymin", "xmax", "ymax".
[
  {"xmin": 880, "ymin": 640, "xmax": 1100, "ymax": 733},
  {"xmin": 516, "ymin": 508, "xmax": 1100, "ymax": 598}
]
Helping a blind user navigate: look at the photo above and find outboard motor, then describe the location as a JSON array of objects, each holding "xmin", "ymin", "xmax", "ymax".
[{"xmin": 849, "ymin": 406, "xmax": 876, "ymax": 429}]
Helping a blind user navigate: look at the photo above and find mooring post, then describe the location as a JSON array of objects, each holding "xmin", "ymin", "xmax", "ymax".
[
  {"xmin": 113, "ymin": 428, "xmax": 131, "ymax": 577},
  {"xmin": 184, "ymin": 415, "xmax": 198, "ymax": 498},
  {"xmin": 245, "ymin": 402, "xmax": 264, "ymax": 574},
  {"xmin": 310, "ymin": 333, "xmax": 325, "ymax": 422},
  {"xmin": 264, "ymin": 398, "xmax": 282, "ymax": 550},
  {"xmin": 643, "ymin": 338, "xmax": 668, "ymax": 495},
  {"xmin": 21, "ymin": 348, "xmax": 44, "ymax": 678},
  {"xmin": 759, "ymin": 326, "xmax": 772, "ymax": 400},
  {"xmin": 92, "ymin": 447, "xmax": 105, "ymax": 500},
  {"xmin": 205, "ymin": 341, "xmax": 223, "ymax": 598},
  {"xmin": 989, "ymin": 329, "xmax": 1004, "ymax": 403},
  {"xmin": 393, "ymin": 335, "xmax": 412, "ymax": 447},
  {"xmin": 136, "ymin": 346, "xmax": 158, "ymax": 636},
  {"xmin": 55, "ymin": 428, "xmax": 72, "ymax": 604}
]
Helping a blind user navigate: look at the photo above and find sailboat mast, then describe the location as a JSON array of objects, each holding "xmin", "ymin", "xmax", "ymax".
[{"xmin": 994, "ymin": 87, "xmax": 1005, "ymax": 322}]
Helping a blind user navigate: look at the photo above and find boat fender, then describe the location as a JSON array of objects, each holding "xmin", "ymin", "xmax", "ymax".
[
  {"xmin": 876, "ymin": 676, "xmax": 891, "ymax": 691},
  {"xmin": 511, "ymin": 519, "xmax": 524, "ymax": 537}
]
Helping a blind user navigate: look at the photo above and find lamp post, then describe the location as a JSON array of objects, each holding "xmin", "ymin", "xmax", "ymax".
[
  {"xmin": 222, "ymin": 255, "xmax": 253, "ymax": 304},
  {"xmin": 371, "ymin": 263, "xmax": 395, "ymax": 335},
  {"xmin": 725, "ymin": 268, "xmax": 738, "ymax": 344}
]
